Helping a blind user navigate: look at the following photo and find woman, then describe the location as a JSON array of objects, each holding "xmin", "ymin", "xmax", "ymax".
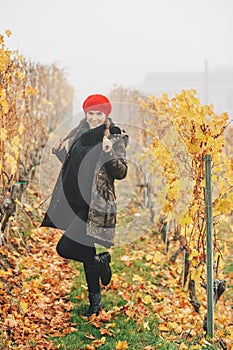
[{"xmin": 40, "ymin": 94, "xmax": 128, "ymax": 317}]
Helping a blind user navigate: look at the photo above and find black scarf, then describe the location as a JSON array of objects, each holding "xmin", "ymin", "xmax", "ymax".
[
  {"xmin": 61, "ymin": 123, "xmax": 107, "ymax": 214},
  {"xmin": 71, "ymin": 118, "xmax": 121, "ymax": 146}
]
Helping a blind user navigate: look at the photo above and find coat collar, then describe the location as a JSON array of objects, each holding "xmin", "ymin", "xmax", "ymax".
[{"xmin": 80, "ymin": 123, "xmax": 105, "ymax": 146}]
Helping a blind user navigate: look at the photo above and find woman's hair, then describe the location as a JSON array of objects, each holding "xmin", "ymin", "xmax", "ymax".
[{"xmin": 62, "ymin": 117, "xmax": 86, "ymax": 142}]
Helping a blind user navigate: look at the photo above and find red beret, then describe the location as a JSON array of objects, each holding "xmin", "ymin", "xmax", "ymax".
[{"xmin": 82, "ymin": 94, "xmax": 112, "ymax": 117}]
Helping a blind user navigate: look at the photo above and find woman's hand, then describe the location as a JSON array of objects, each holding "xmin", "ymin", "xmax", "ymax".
[
  {"xmin": 102, "ymin": 136, "xmax": 113, "ymax": 153},
  {"xmin": 52, "ymin": 139, "xmax": 64, "ymax": 154}
]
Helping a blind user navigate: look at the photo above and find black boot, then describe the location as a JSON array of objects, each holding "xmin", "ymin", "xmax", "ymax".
[
  {"xmin": 94, "ymin": 252, "xmax": 112, "ymax": 286},
  {"xmin": 85, "ymin": 292, "xmax": 102, "ymax": 318}
]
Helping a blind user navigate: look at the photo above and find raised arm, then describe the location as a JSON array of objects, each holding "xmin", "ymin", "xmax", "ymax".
[
  {"xmin": 52, "ymin": 139, "xmax": 67, "ymax": 163},
  {"xmin": 103, "ymin": 135, "xmax": 128, "ymax": 180}
]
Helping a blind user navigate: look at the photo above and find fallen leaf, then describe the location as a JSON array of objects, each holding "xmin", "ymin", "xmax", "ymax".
[{"xmin": 116, "ymin": 340, "xmax": 129, "ymax": 349}]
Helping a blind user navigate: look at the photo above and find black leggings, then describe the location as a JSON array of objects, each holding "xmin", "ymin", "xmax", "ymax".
[
  {"xmin": 56, "ymin": 234, "xmax": 100, "ymax": 293},
  {"xmin": 56, "ymin": 234, "xmax": 96, "ymax": 263}
]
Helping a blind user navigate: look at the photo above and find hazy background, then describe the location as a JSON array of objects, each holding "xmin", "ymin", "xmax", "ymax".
[{"xmin": 1, "ymin": 0, "xmax": 233, "ymax": 113}]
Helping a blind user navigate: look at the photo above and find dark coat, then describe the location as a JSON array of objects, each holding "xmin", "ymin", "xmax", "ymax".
[{"xmin": 40, "ymin": 120, "xmax": 128, "ymax": 247}]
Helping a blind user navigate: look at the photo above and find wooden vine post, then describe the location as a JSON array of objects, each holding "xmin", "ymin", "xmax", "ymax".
[{"xmin": 204, "ymin": 154, "xmax": 214, "ymax": 337}]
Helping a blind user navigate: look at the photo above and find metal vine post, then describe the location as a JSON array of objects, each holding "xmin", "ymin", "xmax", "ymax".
[{"xmin": 204, "ymin": 154, "xmax": 214, "ymax": 337}]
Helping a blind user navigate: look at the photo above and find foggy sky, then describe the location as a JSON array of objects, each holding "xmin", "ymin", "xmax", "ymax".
[{"xmin": 1, "ymin": 0, "xmax": 233, "ymax": 109}]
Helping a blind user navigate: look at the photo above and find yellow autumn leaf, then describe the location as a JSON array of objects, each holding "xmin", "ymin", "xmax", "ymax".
[
  {"xmin": 152, "ymin": 251, "xmax": 164, "ymax": 264},
  {"xmin": 13, "ymin": 135, "xmax": 22, "ymax": 148},
  {"xmin": 0, "ymin": 128, "xmax": 7, "ymax": 141},
  {"xmin": 188, "ymin": 143, "xmax": 201, "ymax": 154},
  {"xmin": 135, "ymin": 292, "xmax": 142, "ymax": 299},
  {"xmin": 17, "ymin": 55, "xmax": 24, "ymax": 61},
  {"xmin": 212, "ymin": 112, "xmax": 228, "ymax": 126},
  {"xmin": 0, "ymin": 97, "xmax": 9, "ymax": 113},
  {"xmin": 179, "ymin": 344, "xmax": 189, "ymax": 350},
  {"xmin": 215, "ymin": 197, "xmax": 232, "ymax": 214},
  {"xmin": 6, "ymin": 154, "xmax": 16, "ymax": 165},
  {"xmin": 158, "ymin": 324, "xmax": 170, "ymax": 331},
  {"xmin": 191, "ymin": 266, "xmax": 202, "ymax": 281},
  {"xmin": 5, "ymin": 29, "xmax": 12, "ymax": 37},
  {"xmin": 191, "ymin": 259, "xmax": 199, "ymax": 268},
  {"xmin": 168, "ymin": 321, "xmax": 180, "ymax": 330},
  {"xmin": 142, "ymin": 295, "xmax": 152, "ymax": 304},
  {"xmin": 14, "ymin": 71, "xmax": 25, "ymax": 80},
  {"xmin": 19, "ymin": 301, "xmax": 28, "ymax": 314},
  {"xmin": 14, "ymin": 197, "xmax": 23, "ymax": 207},
  {"xmin": 11, "ymin": 145, "xmax": 19, "ymax": 158},
  {"xmin": 24, "ymin": 85, "xmax": 39, "ymax": 97},
  {"xmin": 0, "ymin": 47, "xmax": 11, "ymax": 72},
  {"xmin": 116, "ymin": 340, "xmax": 128, "ymax": 349},
  {"xmin": 92, "ymin": 337, "xmax": 106, "ymax": 347},
  {"xmin": 132, "ymin": 274, "xmax": 144, "ymax": 283},
  {"xmin": 167, "ymin": 179, "xmax": 181, "ymax": 200},
  {"xmin": 189, "ymin": 249, "xmax": 199, "ymax": 260},
  {"xmin": 106, "ymin": 322, "xmax": 116, "ymax": 329},
  {"xmin": 6, "ymin": 154, "xmax": 18, "ymax": 174},
  {"xmin": 145, "ymin": 254, "xmax": 153, "ymax": 262},
  {"xmin": 180, "ymin": 213, "xmax": 192, "ymax": 225}
]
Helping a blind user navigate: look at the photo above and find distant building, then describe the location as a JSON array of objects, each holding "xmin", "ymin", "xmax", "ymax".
[{"xmin": 139, "ymin": 66, "xmax": 233, "ymax": 119}]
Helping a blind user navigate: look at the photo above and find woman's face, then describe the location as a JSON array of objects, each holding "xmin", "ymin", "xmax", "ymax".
[{"xmin": 86, "ymin": 110, "xmax": 107, "ymax": 129}]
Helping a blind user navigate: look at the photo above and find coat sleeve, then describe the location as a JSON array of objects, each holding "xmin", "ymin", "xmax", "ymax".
[
  {"xmin": 54, "ymin": 135, "xmax": 75, "ymax": 164},
  {"xmin": 54, "ymin": 147, "xmax": 67, "ymax": 164},
  {"xmin": 103, "ymin": 136, "xmax": 128, "ymax": 180}
]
